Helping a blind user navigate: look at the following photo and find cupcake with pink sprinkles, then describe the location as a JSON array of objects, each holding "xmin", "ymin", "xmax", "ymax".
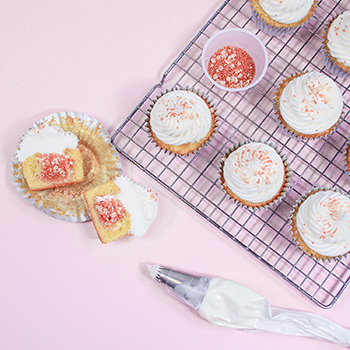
[{"xmin": 219, "ymin": 140, "xmax": 291, "ymax": 210}]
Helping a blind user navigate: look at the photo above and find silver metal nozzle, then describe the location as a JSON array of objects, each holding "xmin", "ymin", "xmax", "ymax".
[{"xmin": 148, "ymin": 264, "xmax": 210, "ymax": 309}]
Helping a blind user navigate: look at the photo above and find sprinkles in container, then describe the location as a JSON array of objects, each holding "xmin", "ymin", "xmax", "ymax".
[
  {"xmin": 201, "ymin": 28, "xmax": 268, "ymax": 92},
  {"xmin": 146, "ymin": 86, "xmax": 218, "ymax": 156},
  {"xmin": 273, "ymin": 71, "xmax": 344, "ymax": 141},
  {"xmin": 321, "ymin": 11, "xmax": 350, "ymax": 79},
  {"xmin": 12, "ymin": 112, "xmax": 122, "ymax": 222},
  {"xmin": 249, "ymin": 0, "xmax": 318, "ymax": 37},
  {"xmin": 218, "ymin": 140, "xmax": 292, "ymax": 210},
  {"xmin": 289, "ymin": 187, "xmax": 350, "ymax": 262}
]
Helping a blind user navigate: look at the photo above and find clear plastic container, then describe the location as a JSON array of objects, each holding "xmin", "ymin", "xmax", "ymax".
[{"xmin": 202, "ymin": 28, "xmax": 268, "ymax": 92}]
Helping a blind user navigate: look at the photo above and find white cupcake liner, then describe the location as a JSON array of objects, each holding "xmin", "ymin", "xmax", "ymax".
[
  {"xmin": 146, "ymin": 86, "xmax": 219, "ymax": 156},
  {"xmin": 218, "ymin": 140, "xmax": 292, "ymax": 211},
  {"xmin": 288, "ymin": 187, "xmax": 349, "ymax": 262},
  {"xmin": 12, "ymin": 112, "xmax": 122, "ymax": 222}
]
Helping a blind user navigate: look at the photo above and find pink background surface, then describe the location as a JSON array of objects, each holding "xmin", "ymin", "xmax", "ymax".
[{"xmin": 1, "ymin": 1, "xmax": 350, "ymax": 349}]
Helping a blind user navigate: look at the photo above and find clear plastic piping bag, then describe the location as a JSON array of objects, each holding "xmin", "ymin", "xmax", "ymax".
[{"xmin": 147, "ymin": 264, "xmax": 350, "ymax": 347}]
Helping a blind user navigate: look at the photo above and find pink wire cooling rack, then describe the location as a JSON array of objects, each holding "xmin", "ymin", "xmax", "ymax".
[{"xmin": 112, "ymin": 0, "xmax": 350, "ymax": 308}]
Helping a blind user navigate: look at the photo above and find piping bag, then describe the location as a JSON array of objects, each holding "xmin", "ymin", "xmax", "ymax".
[{"xmin": 147, "ymin": 264, "xmax": 350, "ymax": 347}]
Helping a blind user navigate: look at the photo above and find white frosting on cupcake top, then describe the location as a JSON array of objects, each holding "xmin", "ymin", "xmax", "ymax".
[
  {"xmin": 113, "ymin": 176, "xmax": 158, "ymax": 237},
  {"xmin": 223, "ymin": 142, "xmax": 285, "ymax": 204},
  {"xmin": 326, "ymin": 11, "xmax": 350, "ymax": 67},
  {"xmin": 296, "ymin": 190, "xmax": 350, "ymax": 257},
  {"xmin": 17, "ymin": 125, "xmax": 79, "ymax": 162},
  {"xmin": 279, "ymin": 72, "xmax": 343, "ymax": 135},
  {"xmin": 150, "ymin": 90, "xmax": 212, "ymax": 146},
  {"xmin": 259, "ymin": 0, "xmax": 314, "ymax": 24}
]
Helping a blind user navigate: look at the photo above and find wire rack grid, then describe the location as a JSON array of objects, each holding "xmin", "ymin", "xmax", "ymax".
[{"xmin": 111, "ymin": 0, "xmax": 350, "ymax": 308}]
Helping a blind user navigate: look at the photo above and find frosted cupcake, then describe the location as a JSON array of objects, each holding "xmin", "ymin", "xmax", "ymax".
[
  {"xmin": 290, "ymin": 188, "xmax": 350, "ymax": 261},
  {"xmin": 274, "ymin": 71, "xmax": 343, "ymax": 140},
  {"xmin": 84, "ymin": 176, "xmax": 158, "ymax": 244},
  {"xmin": 219, "ymin": 141, "xmax": 291, "ymax": 210},
  {"xmin": 321, "ymin": 11, "xmax": 350, "ymax": 79},
  {"xmin": 249, "ymin": 0, "xmax": 318, "ymax": 37},
  {"xmin": 147, "ymin": 87, "xmax": 218, "ymax": 156}
]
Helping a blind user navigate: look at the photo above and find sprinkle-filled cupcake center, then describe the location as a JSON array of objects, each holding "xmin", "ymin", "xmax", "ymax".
[
  {"xmin": 39, "ymin": 152, "xmax": 74, "ymax": 181},
  {"xmin": 94, "ymin": 195, "xmax": 126, "ymax": 228}
]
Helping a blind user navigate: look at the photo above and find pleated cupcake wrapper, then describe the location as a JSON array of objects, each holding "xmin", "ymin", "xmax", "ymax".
[
  {"xmin": 145, "ymin": 86, "xmax": 219, "ymax": 156},
  {"xmin": 288, "ymin": 187, "xmax": 349, "ymax": 262},
  {"xmin": 218, "ymin": 140, "xmax": 292, "ymax": 211},
  {"xmin": 321, "ymin": 15, "xmax": 350, "ymax": 79},
  {"xmin": 342, "ymin": 141, "xmax": 350, "ymax": 183},
  {"xmin": 12, "ymin": 112, "xmax": 123, "ymax": 222},
  {"xmin": 250, "ymin": 7, "xmax": 303, "ymax": 37},
  {"xmin": 273, "ymin": 73, "xmax": 345, "ymax": 141}
]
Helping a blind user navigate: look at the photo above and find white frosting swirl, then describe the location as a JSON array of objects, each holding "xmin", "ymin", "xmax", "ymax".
[
  {"xmin": 279, "ymin": 72, "xmax": 343, "ymax": 135},
  {"xmin": 223, "ymin": 142, "xmax": 285, "ymax": 204},
  {"xmin": 17, "ymin": 125, "xmax": 79, "ymax": 162},
  {"xmin": 114, "ymin": 176, "xmax": 158, "ymax": 237},
  {"xmin": 150, "ymin": 90, "xmax": 212, "ymax": 146},
  {"xmin": 259, "ymin": 0, "xmax": 314, "ymax": 24},
  {"xmin": 296, "ymin": 190, "xmax": 350, "ymax": 257},
  {"xmin": 327, "ymin": 11, "xmax": 350, "ymax": 67}
]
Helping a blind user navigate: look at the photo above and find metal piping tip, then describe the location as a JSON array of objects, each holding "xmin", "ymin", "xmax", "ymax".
[{"xmin": 146, "ymin": 264, "xmax": 210, "ymax": 309}]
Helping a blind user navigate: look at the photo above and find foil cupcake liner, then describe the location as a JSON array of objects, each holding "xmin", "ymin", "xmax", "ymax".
[
  {"xmin": 342, "ymin": 141, "xmax": 350, "ymax": 183},
  {"xmin": 12, "ymin": 112, "xmax": 123, "ymax": 222},
  {"xmin": 288, "ymin": 187, "xmax": 349, "ymax": 262},
  {"xmin": 218, "ymin": 140, "xmax": 292, "ymax": 211},
  {"xmin": 273, "ymin": 72, "xmax": 344, "ymax": 141},
  {"xmin": 321, "ymin": 15, "xmax": 350, "ymax": 79},
  {"xmin": 145, "ymin": 86, "xmax": 219, "ymax": 156}
]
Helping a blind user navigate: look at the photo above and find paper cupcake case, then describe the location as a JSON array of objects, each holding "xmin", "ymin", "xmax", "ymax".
[
  {"xmin": 12, "ymin": 112, "xmax": 123, "ymax": 222},
  {"xmin": 145, "ymin": 86, "xmax": 219, "ymax": 156},
  {"xmin": 218, "ymin": 140, "xmax": 292, "ymax": 211},
  {"xmin": 288, "ymin": 187, "xmax": 350, "ymax": 262}
]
